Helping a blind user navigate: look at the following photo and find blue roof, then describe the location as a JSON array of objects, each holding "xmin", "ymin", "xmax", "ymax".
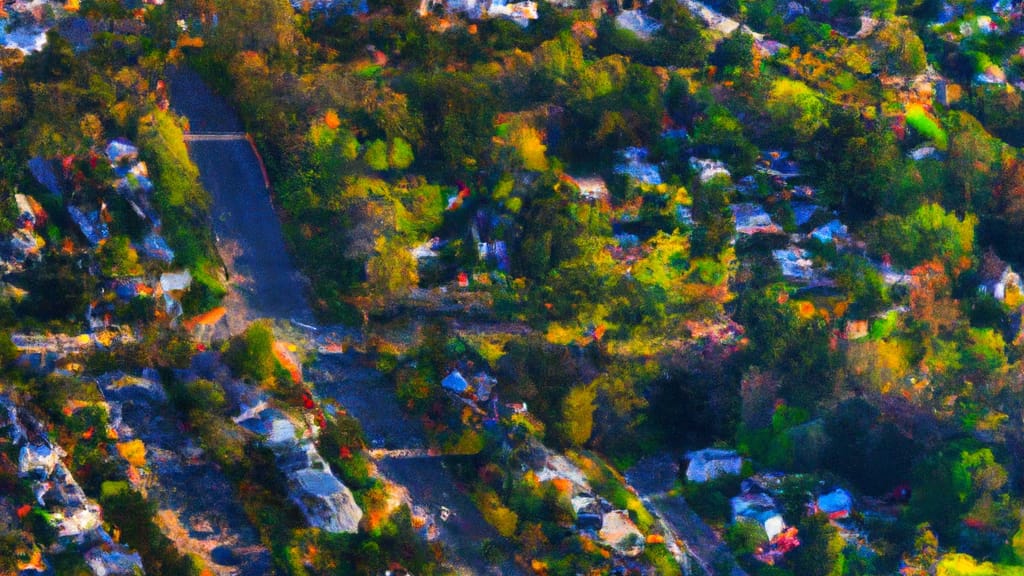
[{"xmin": 442, "ymin": 371, "xmax": 469, "ymax": 393}]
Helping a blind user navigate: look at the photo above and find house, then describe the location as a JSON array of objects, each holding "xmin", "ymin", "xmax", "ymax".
[
  {"xmin": 615, "ymin": 10, "xmax": 662, "ymax": 38},
  {"xmin": 732, "ymin": 491, "xmax": 786, "ymax": 540},
  {"xmin": 98, "ymin": 372, "xmax": 166, "ymax": 403},
  {"xmin": 487, "ymin": 0, "xmax": 538, "ymax": 26},
  {"xmin": 908, "ymin": 146, "xmax": 940, "ymax": 161},
  {"xmin": 791, "ymin": 202, "xmax": 819, "ymax": 227},
  {"xmin": 84, "ymin": 545, "xmax": 144, "ymax": 576},
  {"xmin": 614, "ymin": 148, "xmax": 662, "ymax": 186},
  {"xmin": 27, "ymin": 157, "xmax": 61, "ymax": 195},
  {"xmin": 478, "ymin": 240, "xmax": 509, "ymax": 271},
  {"xmin": 570, "ymin": 176, "xmax": 609, "ymax": 202},
  {"xmin": 756, "ymin": 151, "xmax": 800, "ymax": 178},
  {"xmin": 685, "ymin": 448, "xmax": 743, "ymax": 483},
  {"xmin": 19, "ymin": 443, "xmax": 64, "ymax": 479},
  {"xmin": 810, "ymin": 219, "xmax": 850, "ymax": 244},
  {"xmin": 15, "ymin": 193, "xmax": 45, "ymax": 230},
  {"xmin": 979, "ymin": 263, "xmax": 1021, "ymax": 303},
  {"xmin": 441, "ymin": 370, "xmax": 470, "ymax": 395},
  {"xmin": 10, "ymin": 228, "xmax": 44, "ymax": 263},
  {"xmin": 411, "ymin": 237, "xmax": 445, "ymax": 261},
  {"xmin": 845, "ymin": 320, "xmax": 869, "ymax": 340},
  {"xmin": 233, "ymin": 394, "xmax": 362, "ymax": 533},
  {"xmin": 67, "ymin": 206, "xmax": 110, "ymax": 246},
  {"xmin": 772, "ymin": 247, "xmax": 815, "ymax": 281},
  {"xmin": 160, "ymin": 270, "xmax": 193, "ymax": 293},
  {"xmin": 141, "ymin": 233, "xmax": 175, "ymax": 263},
  {"xmin": 691, "ymin": 157, "xmax": 731, "ymax": 183},
  {"xmin": 473, "ymin": 372, "xmax": 497, "ymax": 402},
  {"xmin": 105, "ymin": 138, "xmax": 138, "ymax": 165},
  {"xmin": 732, "ymin": 203, "xmax": 781, "ymax": 235},
  {"xmin": 815, "ymin": 488, "xmax": 853, "ymax": 519}
]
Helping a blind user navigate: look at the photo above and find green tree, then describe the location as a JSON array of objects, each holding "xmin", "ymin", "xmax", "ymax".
[
  {"xmin": 873, "ymin": 18, "xmax": 926, "ymax": 75},
  {"xmin": 710, "ymin": 31, "xmax": 754, "ymax": 71},
  {"xmin": 224, "ymin": 320, "xmax": 277, "ymax": 382},
  {"xmin": 365, "ymin": 236, "xmax": 419, "ymax": 304},
  {"xmin": 364, "ymin": 139, "xmax": 389, "ymax": 171},
  {"xmin": 96, "ymin": 235, "xmax": 143, "ymax": 277},
  {"xmin": 871, "ymin": 203, "xmax": 976, "ymax": 272},
  {"xmin": 791, "ymin": 513, "xmax": 845, "ymax": 576},
  {"xmin": 691, "ymin": 175, "xmax": 734, "ymax": 258},
  {"xmin": 388, "ymin": 137, "xmax": 415, "ymax": 170},
  {"xmin": 766, "ymin": 78, "xmax": 827, "ymax": 143}
]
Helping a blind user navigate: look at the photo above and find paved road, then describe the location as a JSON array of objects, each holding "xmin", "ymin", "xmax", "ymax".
[
  {"xmin": 167, "ymin": 67, "xmax": 315, "ymax": 336},
  {"xmin": 310, "ymin": 354, "xmax": 524, "ymax": 576},
  {"xmin": 169, "ymin": 66, "xmax": 522, "ymax": 575},
  {"xmin": 628, "ymin": 454, "xmax": 747, "ymax": 576}
]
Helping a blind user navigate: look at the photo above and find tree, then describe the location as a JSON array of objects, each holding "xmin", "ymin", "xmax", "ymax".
[
  {"xmin": 561, "ymin": 384, "xmax": 596, "ymax": 447},
  {"xmin": 96, "ymin": 235, "xmax": 142, "ymax": 277},
  {"xmin": 690, "ymin": 105, "xmax": 757, "ymax": 173},
  {"xmin": 691, "ymin": 175, "xmax": 734, "ymax": 258},
  {"xmin": 791, "ymin": 513, "xmax": 846, "ymax": 576},
  {"xmin": 710, "ymin": 31, "xmax": 754, "ymax": 71},
  {"xmin": 388, "ymin": 137, "xmax": 415, "ymax": 170},
  {"xmin": 946, "ymin": 112, "xmax": 999, "ymax": 214},
  {"xmin": 364, "ymin": 139, "xmax": 389, "ymax": 171},
  {"xmin": 873, "ymin": 18, "xmax": 926, "ymax": 75},
  {"xmin": 766, "ymin": 78, "xmax": 827, "ymax": 143},
  {"xmin": 872, "ymin": 204, "xmax": 976, "ymax": 273},
  {"xmin": 365, "ymin": 237, "xmax": 419, "ymax": 305},
  {"xmin": 224, "ymin": 320, "xmax": 277, "ymax": 382}
]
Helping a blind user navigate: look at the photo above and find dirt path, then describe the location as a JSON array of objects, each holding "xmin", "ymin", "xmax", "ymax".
[{"xmin": 167, "ymin": 67, "xmax": 314, "ymax": 336}]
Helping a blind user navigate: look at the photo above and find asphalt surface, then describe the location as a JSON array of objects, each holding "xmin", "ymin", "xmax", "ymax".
[
  {"xmin": 311, "ymin": 354, "xmax": 524, "ymax": 576},
  {"xmin": 169, "ymin": 67, "xmax": 521, "ymax": 574},
  {"xmin": 167, "ymin": 67, "xmax": 314, "ymax": 335},
  {"xmin": 627, "ymin": 454, "xmax": 747, "ymax": 576}
]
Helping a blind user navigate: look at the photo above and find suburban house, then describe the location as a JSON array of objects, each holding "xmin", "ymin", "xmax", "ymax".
[{"xmin": 685, "ymin": 448, "xmax": 743, "ymax": 483}]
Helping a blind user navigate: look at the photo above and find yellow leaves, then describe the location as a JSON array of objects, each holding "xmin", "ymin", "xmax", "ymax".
[
  {"xmin": 936, "ymin": 552, "xmax": 1024, "ymax": 576},
  {"xmin": 545, "ymin": 322, "xmax": 578, "ymax": 346},
  {"xmin": 117, "ymin": 439, "xmax": 146, "ymax": 468},
  {"xmin": 509, "ymin": 122, "xmax": 548, "ymax": 172},
  {"xmin": 474, "ymin": 489, "xmax": 518, "ymax": 537}
]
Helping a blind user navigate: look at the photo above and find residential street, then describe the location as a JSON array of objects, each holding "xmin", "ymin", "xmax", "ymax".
[
  {"xmin": 169, "ymin": 66, "xmax": 521, "ymax": 575},
  {"xmin": 627, "ymin": 454, "xmax": 747, "ymax": 576},
  {"xmin": 168, "ymin": 67, "xmax": 315, "ymax": 336}
]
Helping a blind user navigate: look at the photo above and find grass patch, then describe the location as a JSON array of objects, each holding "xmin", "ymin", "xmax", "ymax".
[{"xmin": 906, "ymin": 105, "xmax": 948, "ymax": 150}]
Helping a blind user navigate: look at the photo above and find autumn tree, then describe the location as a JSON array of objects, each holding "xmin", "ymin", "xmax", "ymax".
[
  {"xmin": 766, "ymin": 78, "xmax": 827, "ymax": 143},
  {"xmin": 365, "ymin": 236, "xmax": 419, "ymax": 306},
  {"xmin": 873, "ymin": 18, "xmax": 926, "ymax": 75},
  {"xmin": 560, "ymin": 384, "xmax": 597, "ymax": 447}
]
